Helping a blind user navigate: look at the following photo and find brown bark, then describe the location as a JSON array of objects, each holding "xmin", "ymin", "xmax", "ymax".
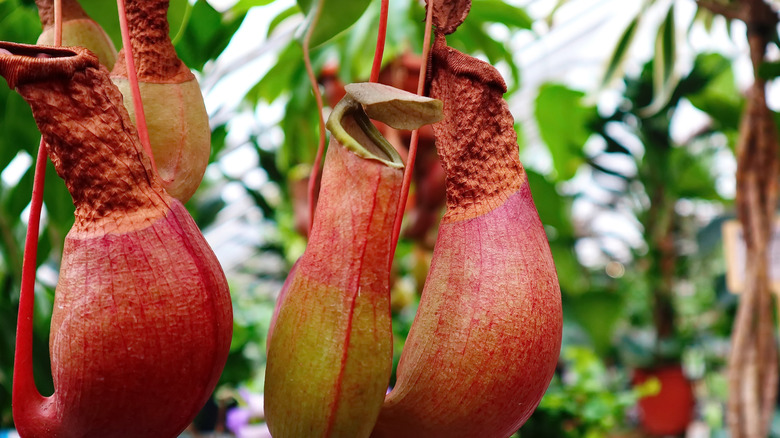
[{"xmin": 724, "ymin": 1, "xmax": 780, "ymax": 436}]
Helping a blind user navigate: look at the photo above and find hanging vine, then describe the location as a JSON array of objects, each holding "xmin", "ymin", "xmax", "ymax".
[{"xmin": 698, "ymin": 0, "xmax": 780, "ymax": 436}]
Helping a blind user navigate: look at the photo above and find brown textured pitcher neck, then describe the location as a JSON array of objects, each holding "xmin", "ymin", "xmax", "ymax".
[
  {"xmin": 0, "ymin": 42, "xmax": 169, "ymax": 230},
  {"xmin": 111, "ymin": 0, "xmax": 193, "ymax": 83},
  {"xmin": 430, "ymin": 32, "xmax": 525, "ymax": 222},
  {"xmin": 35, "ymin": 0, "xmax": 88, "ymax": 28}
]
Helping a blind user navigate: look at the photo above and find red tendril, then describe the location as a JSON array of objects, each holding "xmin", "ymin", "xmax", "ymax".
[
  {"xmin": 389, "ymin": 0, "xmax": 435, "ymax": 265},
  {"xmin": 14, "ymin": 0, "xmax": 63, "ymax": 406},
  {"xmin": 305, "ymin": 5, "xmax": 327, "ymax": 235},
  {"xmin": 370, "ymin": 0, "xmax": 390, "ymax": 83},
  {"xmin": 117, "ymin": 0, "xmax": 158, "ymax": 176}
]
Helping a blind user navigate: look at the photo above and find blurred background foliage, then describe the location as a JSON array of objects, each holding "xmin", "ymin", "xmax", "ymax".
[{"xmin": 0, "ymin": 0, "xmax": 777, "ymax": 436}]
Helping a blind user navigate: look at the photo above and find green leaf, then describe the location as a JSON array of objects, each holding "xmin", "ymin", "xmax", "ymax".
[
  {"xmin": 468, "ymin": 0, "xmax": 532, "ymax": 30},
  {"xmin": 81, "ymin": 0, "xmax": 193, "ymax": 47},
  {"xmin": 3, "ymin": 92, "xmax": 39, "ymax": 156},
  {"xmin": 534, "ymin": 83, "xmax": 596, "ymax": 181},
  {"xmin": 2, "ymin": 160, "xmax": 33, "ymax": 220},
  {"xmin": 233, "ymin": 0, "xmax": 278, "ymax": 14},
  {"xmin": 35, "ymin": 225, "xmax": 52, "ymax": 268},
  {"xmin": 339, "ymin": 2, "xmax": 381, "ymax": 80},
  {"xmin": 656, "ymin": 4, "xmax": 676, "ymax": 87},
  {"xmin": 601, "ymin": 14, "xmax": 639, "ymax": 88},
  {"xmin": 268, "ymin": 4, "xmax": 302, "ymax": 37},
  {"xmin": 296, "ymin": 0, "xmax": 371, "ymax": 48},
  {"xmin": 0, "ymin": 90, "xmax": 24, "ymax": 171},
  {"xmin": 566, "ymin": 291, "xmax": 625, "ymax": 356},
  {"xmin": 174, "ymin": 0, "xmax": 246, "ymax": 71},
  {"xmin": 385, "ymin": 0, "xmax": 424, "ymax": 60},
  {"xmin": 641, "ymin": 3, "xmax": 678, "ymax": 116},
  {"xmin": 548, "ymin": 0, "xmax": 570, "ymax": 20},
  {"xmin": 456, "ymin": 18, "xmax": 519, "ymax": 84},
  {"xmin": 686, "ymin": 53, "xmax": 743, "ymax": 131},
  {"xmin": 526, "ymin": 170, "xmax": 573, "ymax": 237},
  {"xmin": 759, "ymin": 60, "xmax": 780, "ymax": 80},
  {"xmin": 246, "ymin": 42, "xmax": 304, "ymax": 105},
  {"xmin": 42, "ymin": 160, "xmax": 75, "ymax": 234},
  {"xmin": 550, "ymin": 242, "xmax": 587, "ymax": 295},
  {"xmin": 668, "ymin": 146, "xmax": 722, "ymax": 201},
  {"xmin": 281, "ymin": 95, "xmax": 319, "ymax": 170},
  {"xmin": 0, "ymin": 2, "xmax": 40, "ymax": 44},
  {"xmin": 168, "ymin": 0, "xmax": 193, "ymax": 45},
  {"xmin": 691, "ymin": 3, "xmax": 715, "ymax": 33}
]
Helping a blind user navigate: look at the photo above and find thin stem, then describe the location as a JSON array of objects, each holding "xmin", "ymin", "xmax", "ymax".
[
  {"xmin": 14, "ymin": 0, "xmax": 64, "ymax": 404},
  {"xmin": 54, "ymin": 0, "xmax": 62, "ymax": 45},
  {"xmin": 13, "ymin": 140, "xmax": 49, "ymax": 410},
  {"xmin": 305, "ymin": 4, "xmax": 327, "ymax": 235},
  {"xmin": 389, "ymin": 0, "xmax": 435, "ymax": 265},
  {"xmin": 116, "ymin": 0, "xmax": 158, "ymax": 176},
  {"xmin": 370, "ymin": 0, "xmax": 390, "ymax": 83}
]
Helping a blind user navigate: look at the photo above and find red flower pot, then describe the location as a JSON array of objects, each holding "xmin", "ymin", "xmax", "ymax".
[{"xmin": 633, "ymin": 365, "xmax": 694, "ymax": 436}]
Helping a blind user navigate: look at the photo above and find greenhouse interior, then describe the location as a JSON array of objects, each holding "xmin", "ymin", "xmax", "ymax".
[{"xmin": 1, "ymin": 0, "xmax": 780, "ymax": 437}]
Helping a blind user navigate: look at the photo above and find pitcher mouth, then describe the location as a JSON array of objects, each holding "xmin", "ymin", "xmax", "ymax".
[
  {"xmin": 0, "ymin": 41, "xmax": 97, "ymax": 88},
  {"xmin": 326, "ymin": 96, "xmax": 404, "ymax": 169},
  {"xmin": 0, "ymin": 44, "xmax": 77, "ymax": 58}
]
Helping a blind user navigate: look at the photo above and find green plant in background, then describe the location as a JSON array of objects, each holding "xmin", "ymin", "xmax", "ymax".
[
  {"xmin": 0, "ymin": 0, "xmax": 775, "ymax": 434},
  {"xmin": 522, "ymin": 346, "xmax": 657, "ymax": 438},
  {"xmin": 243, "ymin": 0, "xmax": 529, "ymax": 182},
  {"xmin": 530, "ymin": 5, "xmax": 763, "ymax": 430}
]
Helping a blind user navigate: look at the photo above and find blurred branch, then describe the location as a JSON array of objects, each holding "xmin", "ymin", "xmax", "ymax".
[
  {"xmin": 696, "ymin": 0, "xmax": 740, "ymax": 20},
  {"xmin": 725, "ymin": 0, "xmax": 780, "ymax": 435},
  {"xmin": 696, "ymin": 0, "xmax": 779, "ymax": 33}
]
